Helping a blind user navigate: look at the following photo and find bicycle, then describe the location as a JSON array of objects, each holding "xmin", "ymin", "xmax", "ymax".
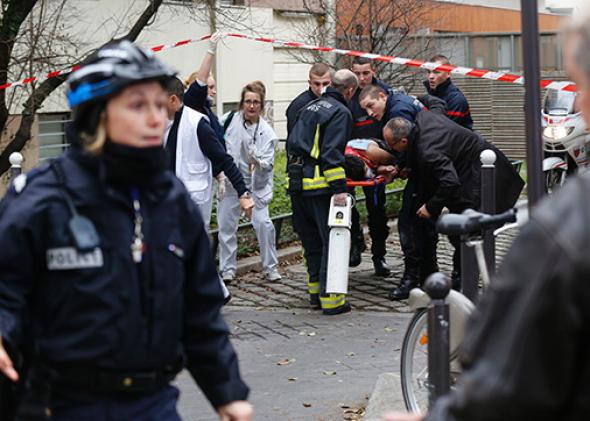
[{"xmin": 400, "ymin": 204, "xmax": 528, "ymax": 412}]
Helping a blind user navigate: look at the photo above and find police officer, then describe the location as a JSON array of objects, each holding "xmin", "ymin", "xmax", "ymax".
[
  {"xmin": 287, "ymin": 69, "xmax": 358, "ymax": 315},
  {"xmin": 348, "ymin": 57, "xmax": 393, "ymax": 275},
  {"xmin": 424, "ymin": 54, "xmax": 473, "ymax": 130},
  {"xmin": 0, "ymin": 41, "xmax": 252, "ymax": 420},
  {"xmin": 286, "ymin": 63, "xmax": 332, "ymax": 137},
  {"xmin": 359, "ymin": 85, "xmax": 429, "ymax": 300}
]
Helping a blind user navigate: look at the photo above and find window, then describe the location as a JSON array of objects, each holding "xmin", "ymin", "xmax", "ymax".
[{"xmin": 38, "ymin": 113, "xmax": 71, "ymax": 161}]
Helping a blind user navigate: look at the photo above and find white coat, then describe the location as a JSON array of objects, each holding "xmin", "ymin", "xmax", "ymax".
[{"xmin": 217, "ymin": 111, "xmax": 279, "ymax": 278}]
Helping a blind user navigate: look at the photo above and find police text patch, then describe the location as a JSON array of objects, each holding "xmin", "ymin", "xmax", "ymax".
[{"xmin": 47, "ymin": 247, "xmax": 104, "ymax": 270}]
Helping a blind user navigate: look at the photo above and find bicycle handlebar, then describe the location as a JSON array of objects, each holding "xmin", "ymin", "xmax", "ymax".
[{"xmin": 436, "ymin": 208, "xmax": 517, "ymax": 236}]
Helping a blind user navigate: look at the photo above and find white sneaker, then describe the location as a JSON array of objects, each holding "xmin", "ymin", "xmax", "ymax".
[
  {"xmin": 266, "ymin": 270, "xmax": 282, "ymax": 281},
  {"xmin": 222, "ymin": 272, "xmax": 235, "ymax": 282}
]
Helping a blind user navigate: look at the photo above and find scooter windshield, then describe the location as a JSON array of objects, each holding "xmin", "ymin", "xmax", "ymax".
[{"xmin": 544, "ymin": 90, "xmax": 576, "ymax": 115}]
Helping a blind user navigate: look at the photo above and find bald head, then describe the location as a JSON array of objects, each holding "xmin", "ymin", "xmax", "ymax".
[{"xmin": 332, "ymin": 69, "xmax": 358, "ymax": 102}]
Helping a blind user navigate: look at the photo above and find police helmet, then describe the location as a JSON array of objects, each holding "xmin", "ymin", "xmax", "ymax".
[{"xmin": 66, "ymin": 40, "xmax": 176, "ymax": 135}]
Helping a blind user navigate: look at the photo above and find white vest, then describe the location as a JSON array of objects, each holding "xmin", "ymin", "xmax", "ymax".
[{"xmin": 175, "ymin": 106, "xmax": 213, "ymax": 205}]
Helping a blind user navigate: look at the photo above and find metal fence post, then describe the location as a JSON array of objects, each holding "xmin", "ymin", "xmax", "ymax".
[
  {"xmin": 9, "ymin": 152, "xmax": 23, "ymax": 180},
  {"xmin": 480, "ymin": 149, "xmax": 497, "ymax": 276},
  {"xmin": 424, "ymin": 272, "xmax": 451, "ymax": 408}
]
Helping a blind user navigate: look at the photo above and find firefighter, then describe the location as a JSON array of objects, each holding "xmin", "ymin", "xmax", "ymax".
[{"xmin": 287, "ymin": 69, "xmax": 358, "ymax": 315}]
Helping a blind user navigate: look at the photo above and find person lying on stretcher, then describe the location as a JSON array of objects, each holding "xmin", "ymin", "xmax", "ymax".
[{"xmin": 343, "ymin": 138, "xmax": 399, "ymax": 182}]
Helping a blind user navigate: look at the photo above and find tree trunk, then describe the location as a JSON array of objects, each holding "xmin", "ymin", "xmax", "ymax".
[{"xmin": 0, "ymin": 0, "xmax": 164, "ymax": 175}]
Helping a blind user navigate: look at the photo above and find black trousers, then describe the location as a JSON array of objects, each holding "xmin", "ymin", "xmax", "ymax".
[
  {"xmin": 398, "ymin": 177, "xmax": 439, "ymax": 281},
  {"xmin": 290, "ymin": 193, "xmax": 332, "ymax": 295},
  {"xmin": 350, "ymin": 183, "xmax": 389, "ymax": 260}
]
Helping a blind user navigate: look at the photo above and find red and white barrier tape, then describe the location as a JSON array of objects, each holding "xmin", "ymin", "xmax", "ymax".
[{"xmin": 0, "ymin": 32, "xmax": 577, "ymax": 93}]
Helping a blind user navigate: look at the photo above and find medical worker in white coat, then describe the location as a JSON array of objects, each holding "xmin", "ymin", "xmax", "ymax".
[{"xmin": 218, "ymin": 81, "xmax": 281, "ymax": 282}]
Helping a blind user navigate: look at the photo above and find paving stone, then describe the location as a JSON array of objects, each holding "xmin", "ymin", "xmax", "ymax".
[{"xmin": 227, "ymin": 221, "xmax": 519, "ymax": 313}]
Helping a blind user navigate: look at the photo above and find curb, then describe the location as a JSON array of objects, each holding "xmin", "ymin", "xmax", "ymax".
[
  {"xmin": 364, "ymin": 372, "xmax": 406, "ymax": 421},
  {"xmin": 234, "ymin": 219, "xmax": 399, "ymax": 276},
  {"xmin": 235, "ymin": 244, "xmax": 302, "ymax": 275}
]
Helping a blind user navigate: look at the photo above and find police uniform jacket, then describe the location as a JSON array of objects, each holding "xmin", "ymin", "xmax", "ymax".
[
  {"xmin": 287, "ymin": 87, "xmax": 352, "ymax": 196},
  {"xmin": 384, "ymin": 91, "xmax": 425, "ymax": 124},
  {"xmin": 408, "ymin": 110, "xmax": 524, "ymax": 216},
  {"xmin": 286, "ymin": 88, "xmax": 318, "ymax": 137},
  {"xmin": 424, "ymin": 78, "xmax": 473, "ymax": 130},
  {"xmin": 0, "ymin": 137, "xmax": 249, "ymax": 408},
  {"xmin": 428, "ymin": 174, "xmax": 590, "ymax": 420},
  {"xmin": 349, "ymin": 78, "xmax": 391, "ymax": 139}
]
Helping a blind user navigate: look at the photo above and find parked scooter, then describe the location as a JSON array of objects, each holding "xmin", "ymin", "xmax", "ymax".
[{"xmin": 542, "ymin": 89, "xmax": 589, "ymax": 192}]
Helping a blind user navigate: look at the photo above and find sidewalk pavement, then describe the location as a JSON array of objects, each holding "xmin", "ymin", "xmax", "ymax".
[
  {"xmin": 176, "ymin": 308, "xmax": 411, "ymax": 421},
  {"xmin": 176, "ymin": 222, "xmax": 517, "ymax": 420}
]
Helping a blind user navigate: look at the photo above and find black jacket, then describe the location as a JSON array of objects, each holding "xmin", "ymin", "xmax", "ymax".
[
  {"xmin": 428, "ymin": 174, "xmax": 590, "ymax": 420},
  {"xmin": 424, "ymin": 78, "xmax": 473, "ymax": 130},
  {"xmin": 409, "ymin": 111, "xmax": 523, "ymax": 215},
  {"xmin": 287, "ymin": 87, "xmax": 352, "ymax": 196},
  {"xmin": 349, "ymin": 78, "xmax": 391, "ymax": 139},
  {"xmin": 286, "ymin": 88, "xmax": 318, "ymax": 137},
  {"xmin": 0, "ymin": 145, "xmax": 248, "ymax": 408}
]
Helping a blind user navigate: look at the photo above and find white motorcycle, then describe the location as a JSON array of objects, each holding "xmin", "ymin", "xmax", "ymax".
[{"xmin": 542, "ymin": 89, "xmax": 589, "ymax": 192}]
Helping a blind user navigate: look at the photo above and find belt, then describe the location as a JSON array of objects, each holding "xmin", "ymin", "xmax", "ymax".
[{"xmin": 42, "ymin": 362, "xmax": 182, "ymax": 394}]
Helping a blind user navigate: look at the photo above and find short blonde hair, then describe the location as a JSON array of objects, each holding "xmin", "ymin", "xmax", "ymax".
[{"xmin": 80, "ymin": 112, "xmax": 108, "ymax": 154}]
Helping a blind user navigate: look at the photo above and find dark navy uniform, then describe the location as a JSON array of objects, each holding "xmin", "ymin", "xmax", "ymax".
[
  {"xmin": 0, "ymin": 141, "xmax": 249, "ymax": 418},
  {"xmin": 286, "ymin": 88, "xmax": 318, "ymax": 137},
  {"xmin": 348, "ymin": 79, "xmax": 392, "ymax": 271},
  {"xmin": 287, "ymin": 87, "xmax": 351, "ymax": 313},
  {"xmin": 424, "ymin": 78, "xmax": 473, "ymax": 130}
]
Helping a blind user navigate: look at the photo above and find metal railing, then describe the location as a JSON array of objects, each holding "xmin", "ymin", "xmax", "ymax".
[{"xmin": 208, "ymin": 186, "xmax": 405, "ymax": 256}]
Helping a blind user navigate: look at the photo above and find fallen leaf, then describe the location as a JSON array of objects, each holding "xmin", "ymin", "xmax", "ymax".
[
  {"xmin": 303, "ymin": 402, "xmax": 312, "ymax": 408},
  {"xmin": 384, "ymin": 327, "xmax": 395, "ymax": 333},
  {"xmin": 322, "ymin": 370, "xmax": 337, "ymax": 376},
  {"xmin": 308, "ymin": 331, "xmax": 317, "ymax": 337},
  {"xmin": 277, "ymin": 358, "xmax": 296, "ymax": 366},
  {"xmin": 299, "ymin": 331, "xmax": 306, "ymax": 336},
  {"xmin": 346, "ymin": 352, "xmax": 356, "ymax": 357}
]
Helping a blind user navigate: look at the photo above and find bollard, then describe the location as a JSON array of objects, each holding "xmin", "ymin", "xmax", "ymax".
[
  {"xmin": 9, "ymin": 152, "xmax": 23, "ymax": 180},
  {"xmin": 424, "ymin": 272, "xmax": 451, "ymax": 408},
  {"xmin": 480, "ymin": 149, "xmax": 497, "ymax": 276}
]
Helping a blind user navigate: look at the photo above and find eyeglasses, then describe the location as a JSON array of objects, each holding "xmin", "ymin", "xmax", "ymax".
[{"xmin": 244, "ymin": 99, "xmax": 261, "ymax": 107}]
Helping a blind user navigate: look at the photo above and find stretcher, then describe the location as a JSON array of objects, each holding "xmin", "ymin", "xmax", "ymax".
[{"xmin": 346, "ymin": 175, "xmax": 388, "ymax": 205}]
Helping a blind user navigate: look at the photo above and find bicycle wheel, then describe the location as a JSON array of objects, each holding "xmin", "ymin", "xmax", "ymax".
[{"xmin": 400, "ymin": 308, "xmax": 429, "ymax": 412}]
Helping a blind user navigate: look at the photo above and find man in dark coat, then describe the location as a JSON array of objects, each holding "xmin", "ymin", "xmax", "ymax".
[
  {"xmin": 383, "ymin": 112, "xmax": 524, "ymax": 286},
  {"xmin": 286, "ymin": 63, "xmax": 332, "ymax": 137},
  {"xmin": 347, "ymin": 57, "xmax": 396, "ymax": 276},
  {"xmin": 424, "ymin": 54, "xmax": 473, "ymax": 130}
]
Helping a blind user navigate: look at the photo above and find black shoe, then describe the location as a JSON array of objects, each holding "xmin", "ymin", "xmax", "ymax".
[
  {"xmin": 309, "ymin": 293, "xmax": 321, "ymax": 309},
  {"xmin": 389, "ymin": 277, "xmax": 419, "ymax": 301},
  {"xmin": 373, "ymin": 257, "xmax": 391, "ymax": 277},
  {"xmin": 323, "ymin": 302, "xmax": 352, "ymax": 316},
  {"xmin": 349, "ymin": 241, "xmax": 366, "ymax": 267}
]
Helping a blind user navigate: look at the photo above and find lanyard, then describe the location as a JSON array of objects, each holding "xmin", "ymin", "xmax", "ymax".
[
  {"xmin": 242, "ymin": 117, "xmax": 260, "ymax": 145},
  {"xmin": 130, "ymin": 188, "xmax": 144, "ymax": 264}
]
